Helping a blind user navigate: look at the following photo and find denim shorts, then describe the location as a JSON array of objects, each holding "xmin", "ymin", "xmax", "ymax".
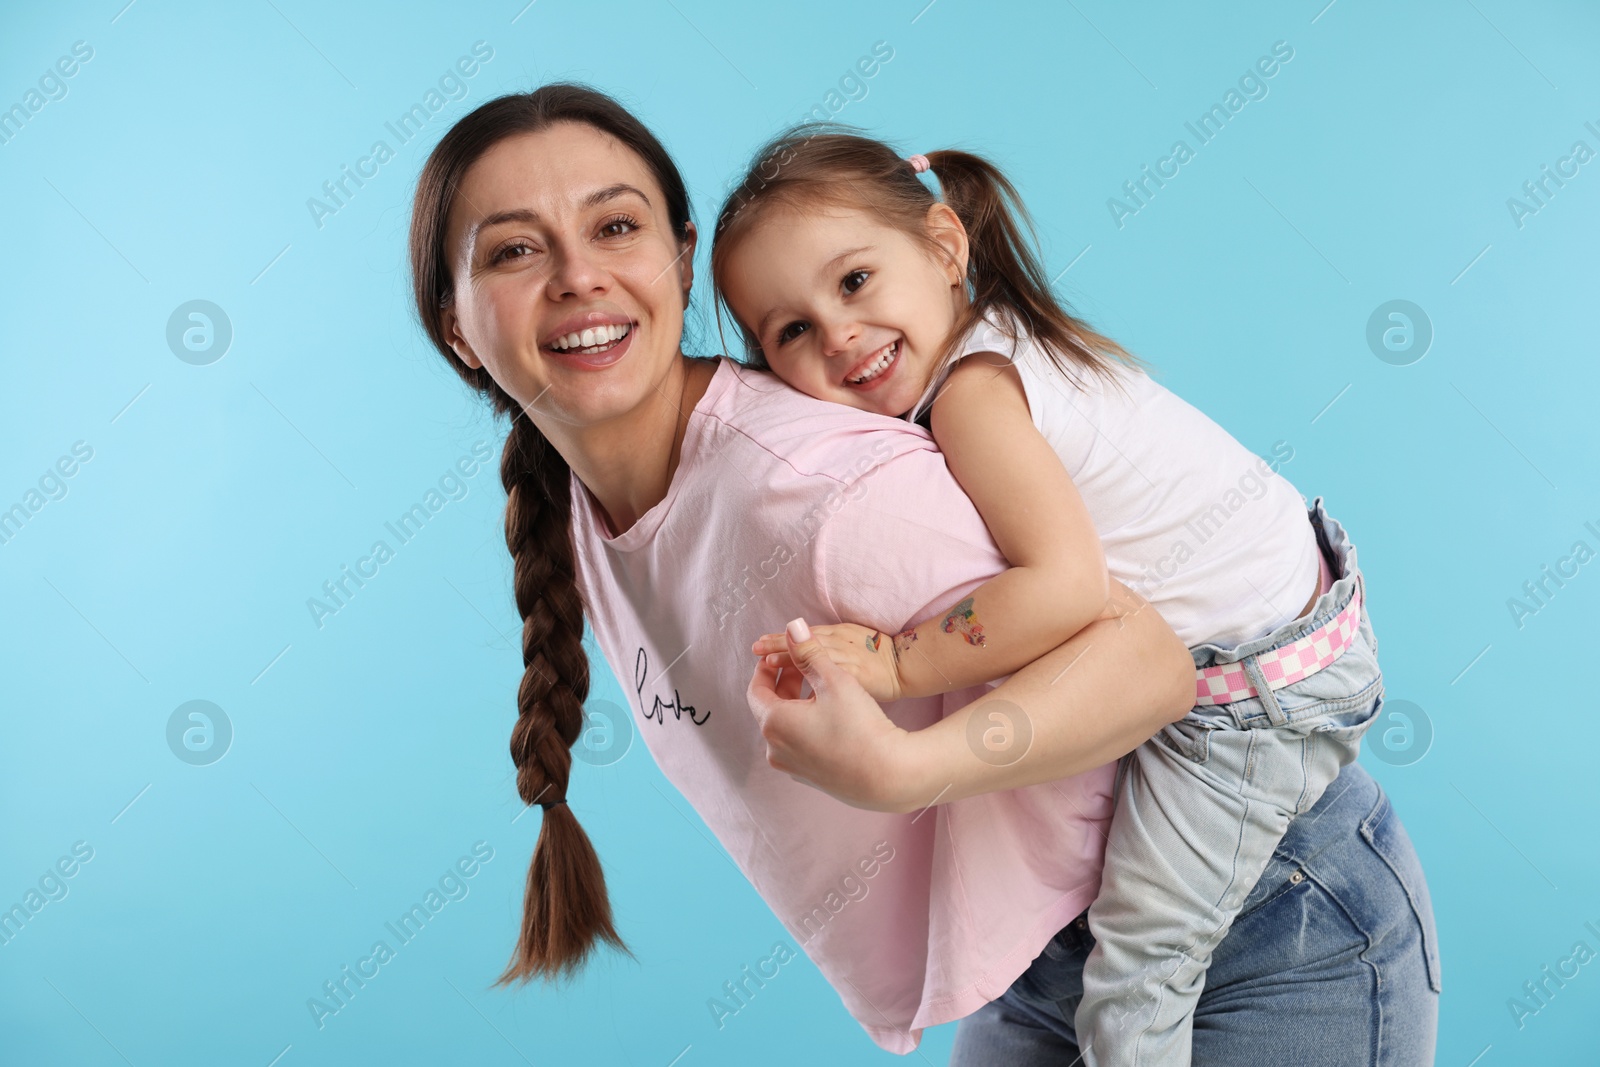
[
  {"xmin": 951, "ymin": 501, "xmax": 1442, "ymax": 1065},
  {"xmin": 948, "ymin": 763, "xmax": 1442, "ymax": 1065}
]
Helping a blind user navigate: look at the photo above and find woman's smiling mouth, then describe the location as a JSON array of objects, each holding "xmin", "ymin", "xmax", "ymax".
[
  {"xmin": 845, "ymin": 339, "xmax": 900, "ymax": 386},
  {"xmin": 548, "ymin": 322, "xmax": 632, "ymax": 355},
  {"xmin": 542, "ymin": 316, "xmax": 638, "ymax": 371}
]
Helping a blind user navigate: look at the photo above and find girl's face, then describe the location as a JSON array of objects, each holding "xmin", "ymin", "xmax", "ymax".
[
  {"xmin": 440, "ymin": 122, "xmax": 695, "ymax": 432},
  {"xmin": 719, "ymin": 203, "xmax": 967, "ymax": 418}
]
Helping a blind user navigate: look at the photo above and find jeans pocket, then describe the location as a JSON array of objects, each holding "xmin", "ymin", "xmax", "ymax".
[
  {"xmin": 1027, "ymin": 925, "xmax": 1089, "ymax": 1006},
  {"xmin": 1040, "ymin": 931, "xmax": 1071, "ymax": 962},
  {"xmin": 1310, "ymin": 682, "xmax": 1385, "ymax": 756},
  {"xmin": 1154, "ymin": 715, "xmax": 1216, "ymax": 765},
  {"xmin": 1361, "ymin": 789, "xmax": 1443, "ymax": 993}
]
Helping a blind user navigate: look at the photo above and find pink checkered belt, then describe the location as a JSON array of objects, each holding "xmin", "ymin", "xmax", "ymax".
[{"xmin": 1194, "ymin": 578, "xmax": 1363, "ymax": 706}]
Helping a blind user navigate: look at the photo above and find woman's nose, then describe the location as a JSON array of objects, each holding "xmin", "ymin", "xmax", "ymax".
[{"xmin": 544, "ymin": 241, "xmax": 608, "ymax": 300}]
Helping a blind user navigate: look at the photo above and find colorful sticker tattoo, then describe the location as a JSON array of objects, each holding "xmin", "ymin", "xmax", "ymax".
[
  {"xmin": 865, "ymin": 631, "xmax": 882, "ymax": 653},
  {"xmin": 940, "ymin": 596, "xmax": 987, "ymax": 647},
  {"xmin": 893, "ymin": 628, "xmax": 919, "ymax": 655}
]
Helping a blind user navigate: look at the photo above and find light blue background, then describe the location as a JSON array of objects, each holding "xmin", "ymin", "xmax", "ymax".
[{"xmin": 2, "ymin": 0, "xmax": 1597, "ymax": 1063}]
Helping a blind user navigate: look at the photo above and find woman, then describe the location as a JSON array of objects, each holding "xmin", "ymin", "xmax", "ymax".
[{"xmin": 406, "ymin": 84, "xmax": 1440, "ymax": 1062}]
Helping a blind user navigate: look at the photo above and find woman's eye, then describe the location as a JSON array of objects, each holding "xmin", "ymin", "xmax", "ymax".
[
  {"xmin": 599, "ymin": 216, "xmax": 638, "ymax": 238},
  {"xmin": 776, "ymin": 321, "xmax": 809, "ymax": 345},
  {"xmin": 492, "ymin": 240, "xmax": 535, "ymax": 264},
  {"xmin": 842, "ymin": 270, "xmax": 869, "ymax": 294}
]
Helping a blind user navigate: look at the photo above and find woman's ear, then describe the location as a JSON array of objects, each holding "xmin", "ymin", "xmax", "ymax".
[
  {"xmin": 925, "ymin": 202, "xmax": 968, "ymax": 287},
  {"xmin": 677, "ymin": 221, "xmax": 699, "ymax": 307},
  {"xmin": 440, "ymin": 301, "xmax": 483, "ymax": 370}
]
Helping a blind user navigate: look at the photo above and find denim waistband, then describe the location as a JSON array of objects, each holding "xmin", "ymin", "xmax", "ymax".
[{"xmin": 1189, "ymin": 496, "xmax": 1363, "ymax": 671}]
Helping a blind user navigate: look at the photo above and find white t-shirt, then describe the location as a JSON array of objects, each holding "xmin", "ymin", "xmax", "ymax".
[{"xmin": 922, "ymin": 313, "xmax": 1320, "ymax": 649}]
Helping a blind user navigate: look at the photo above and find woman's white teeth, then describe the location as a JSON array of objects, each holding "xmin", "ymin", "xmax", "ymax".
[
  {"xmin": 848, "ymin": 341, "xmax": 898, "ymax": 385},
  {"xmin": 551, "ymin": 323, "xmax": 631, "ymax": 351}
]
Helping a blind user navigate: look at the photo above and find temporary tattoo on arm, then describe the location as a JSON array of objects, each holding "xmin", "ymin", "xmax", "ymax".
[
  {"xmin": 866, "ymin": 631, "xmax": 882, "ymax": 652},
  {"xmin": 893, "ymin": 628, "xmax": 918, "ymax": 655},
  {"xmin": 940, "ymin": 596, "xmax": 987, "ymax": 647}
]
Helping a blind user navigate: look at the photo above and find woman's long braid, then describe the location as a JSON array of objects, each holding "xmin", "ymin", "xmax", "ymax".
[
  {"xmin": 411, "ymin": 85, "xmax": 695, "ymax": 985},
  {"xmin": 495, "ymin": 410, "xmax": 630, "ymax": 984}
]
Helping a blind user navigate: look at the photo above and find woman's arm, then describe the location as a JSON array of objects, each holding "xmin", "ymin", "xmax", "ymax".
[
  {"xmin": 747, "ymin": 579, "xmax": 1194, "ymax": 814},
  {"xmin": 892, "ymin": 578, "xmax": 1193, "ymax": 811},
  {"xmin": 749, "ymin": 353, "xmax": 1110, "ymax": 702}
]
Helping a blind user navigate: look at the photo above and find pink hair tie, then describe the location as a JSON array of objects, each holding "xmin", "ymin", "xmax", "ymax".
[{"xmin": 907, "ymin": 154, "xmax": 931, "ymax": 174}]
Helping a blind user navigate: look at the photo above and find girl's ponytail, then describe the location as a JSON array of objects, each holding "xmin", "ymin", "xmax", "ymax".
[
  {"xmin": 923, "ymin": 148, "xmax": 1141, "ymax": 393},
  {"xmin": 711, "ymin": 126, "xmax": 1140, "ymax": 404}
]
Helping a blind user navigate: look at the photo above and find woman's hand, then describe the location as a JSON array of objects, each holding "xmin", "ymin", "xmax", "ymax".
[
  {"xmin": 746, "ymin": 618, "xmax": 918, "ymax": 813},
  {"xmin": 751, "ymin": 621, "xmax": 904, "ymax": 703}
]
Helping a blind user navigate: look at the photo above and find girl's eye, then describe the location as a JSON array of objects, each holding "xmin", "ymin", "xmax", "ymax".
[
  {"xmin": 842, "ymin": 270, "xmax": 869, "ymax": 294},
  {"xmin": 598, "ymin": 215, "xmax": 639, "ymax": 238},
  {"xmin": 776, "ymin": 321, "xmax": 809, "ymax": 345}
]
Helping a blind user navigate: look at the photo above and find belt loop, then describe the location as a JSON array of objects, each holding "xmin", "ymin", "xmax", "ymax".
[
  {"xmin": 1240, "ymin": 654, "xmax": 1289, "ymax": 726},
  {"xmin": 1312, "ymin": 508, "xmax": 1338, "ymax": 579}
]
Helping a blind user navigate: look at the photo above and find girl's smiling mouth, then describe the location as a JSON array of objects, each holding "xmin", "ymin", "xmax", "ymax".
[{"xmin": 845, "ymin": 339, "xmax": 901, "ymax": 387}]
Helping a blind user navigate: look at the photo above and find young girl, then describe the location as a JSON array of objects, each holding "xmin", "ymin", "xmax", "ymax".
[{"xmin": 713, "ymin": 129, "xmax": 1386, "ymax": 1066}]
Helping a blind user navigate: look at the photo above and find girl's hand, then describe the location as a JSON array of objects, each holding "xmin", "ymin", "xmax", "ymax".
[
  {"xmin": 746, "ymin": 618, "xmax": 919, "ymax": 813},
  {"xmin": 750, "ymin": 621, "xmax": 903, "ymax": 703}
]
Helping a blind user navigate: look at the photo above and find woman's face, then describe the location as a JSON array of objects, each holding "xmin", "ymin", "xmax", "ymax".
[{"xmin": 441, "ymin": 122, "xmax": 695, "ymax": 430}]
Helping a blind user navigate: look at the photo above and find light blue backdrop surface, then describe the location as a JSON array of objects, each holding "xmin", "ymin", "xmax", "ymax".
[{"xmin": 3, "ymin": 1, "xmax": 1597, "ymax": 1063}]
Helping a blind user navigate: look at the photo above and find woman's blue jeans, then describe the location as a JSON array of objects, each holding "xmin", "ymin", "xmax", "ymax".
[{"xmin": 948, "ymin": 760, "xmax": 1441, "ymax": 1065}]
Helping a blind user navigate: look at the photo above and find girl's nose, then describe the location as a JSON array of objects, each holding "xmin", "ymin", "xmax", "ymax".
[{"xmin": 818, "ymin": 318, "xmax": 860, "ymax": 357}]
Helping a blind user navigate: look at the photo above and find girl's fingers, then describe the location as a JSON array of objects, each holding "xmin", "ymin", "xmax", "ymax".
[
  {"xmin": 752, "ymin": 632, "xmax": 788, "ymax": 655},
  {"xmin": 755, "ymin": 629, "xmax": 848, "ymax": 657}
]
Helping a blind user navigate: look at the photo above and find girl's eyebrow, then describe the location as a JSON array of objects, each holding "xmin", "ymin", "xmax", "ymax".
[
  {"xmin": 756, "ymin": 305, "xmax": 785, "ymax": 340},
  {"xmin": 821, "ymin": 245, "xmax": 871, "ymax": 274}
]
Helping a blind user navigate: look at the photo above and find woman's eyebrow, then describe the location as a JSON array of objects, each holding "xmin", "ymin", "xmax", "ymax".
[
  {"xmin": 471, "ymin": 208, "xmax": 539, "ymax": 243},
  {"xmin": 584, "ymin": 183, "xmax": 651, "ymax": 209},
  {"xmin": 469, "ymin": 185, "xmax": 653, "ymax": 243}
]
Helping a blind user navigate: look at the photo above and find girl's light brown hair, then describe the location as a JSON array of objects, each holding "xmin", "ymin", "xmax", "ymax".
[
  {"xmin": 710, "ymin": 125, "xmax": 1141, "ymax": 416},
  {"xmin": 409, "ymin": 83, "xmax": 693, "ymax": 987}
]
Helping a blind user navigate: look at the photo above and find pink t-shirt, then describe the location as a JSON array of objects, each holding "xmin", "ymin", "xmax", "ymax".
[{"xmin": 570, "ymin": 356, "xmax": 1114, "ymax": 1054}]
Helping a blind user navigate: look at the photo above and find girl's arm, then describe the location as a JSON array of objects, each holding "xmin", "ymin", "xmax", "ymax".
[
  {"xmin": 896, "ymin": 351, "xmax": 1110, "ymax": 696},
  {"xmin": 747, "ymin": 580, "xmax": 1193, "ymax": 813},
  {"xmin": 745, "ymin": 421, "xmax": 1194, "ymax": 814},
  {"xmin": 893, "ymin": 578, "xmax": 1191, "ymax": 808},
  {"xmin": 754, "ymin": 352, "xmax": 1110, "ymax": 701}
]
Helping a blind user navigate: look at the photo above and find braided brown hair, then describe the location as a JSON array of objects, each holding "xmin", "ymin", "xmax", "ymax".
[{"xmin": 408, "ymin": 85, "xmax": 694, "ymax": 984}]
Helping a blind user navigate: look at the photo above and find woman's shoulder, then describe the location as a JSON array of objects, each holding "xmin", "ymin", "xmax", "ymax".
[{"xmin": 696, "ymin": 356, "xmax": 943, "ymax": 483}]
